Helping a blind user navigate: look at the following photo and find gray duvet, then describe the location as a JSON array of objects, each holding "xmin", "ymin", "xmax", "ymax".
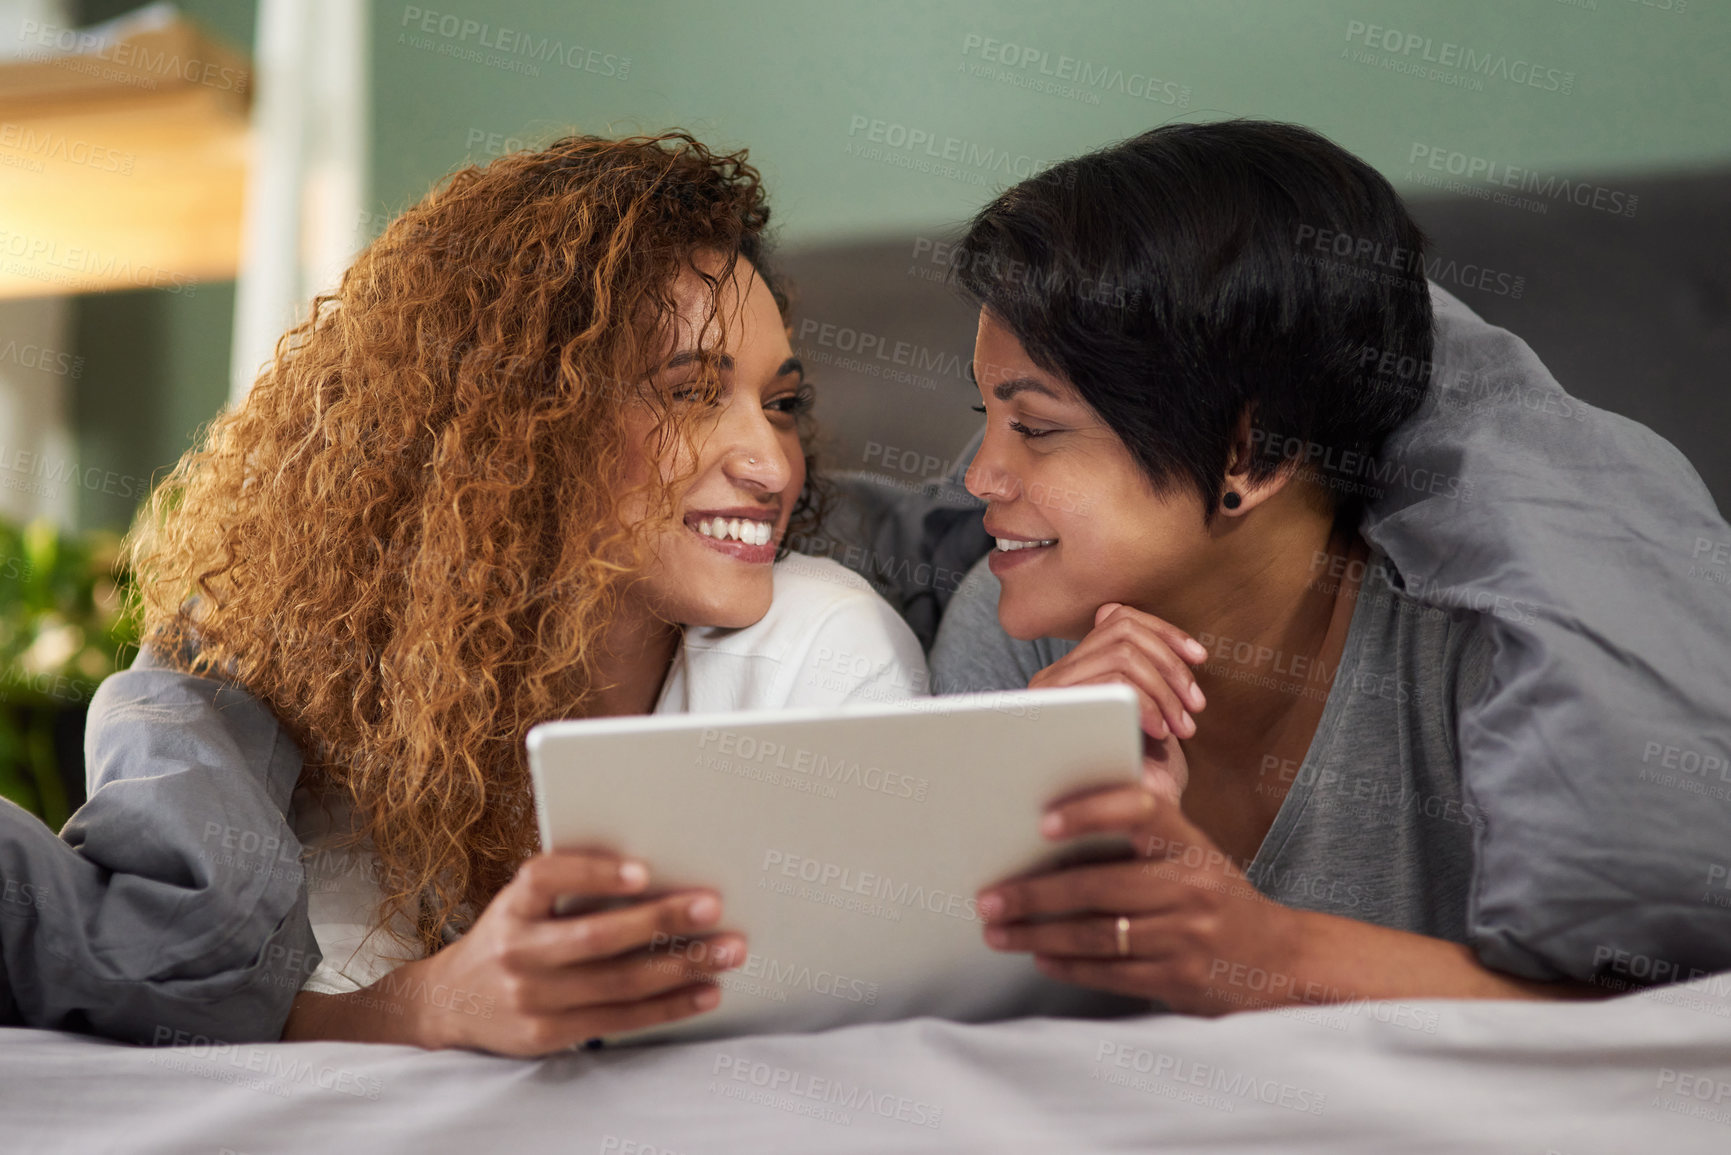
[
  {"xmin": 1362, "ymin": 287, "xmax": 1731, "ymax": 984},
  {"xmin": 0, "ymin": 645, "xmax": 318, "ymax": 1043},
  {"xmin": 4, "ymin": 973, "xmax": 1730, "ymax": 1153}
]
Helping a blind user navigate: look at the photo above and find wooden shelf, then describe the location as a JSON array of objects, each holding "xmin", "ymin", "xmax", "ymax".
[{"xmin": 0, "ymin": 10, "xmax": 251, "ymax": 299}]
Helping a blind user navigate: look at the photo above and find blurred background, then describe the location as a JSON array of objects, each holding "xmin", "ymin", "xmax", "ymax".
[{"xmin": 0, "ymin": 0, "xmax": 1726, "ymax": 822}]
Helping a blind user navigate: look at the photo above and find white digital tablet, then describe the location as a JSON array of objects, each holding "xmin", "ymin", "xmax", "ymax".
[{"xmin": 527, "ymin": 684, "xmax": 1143, "ymax": 1044}]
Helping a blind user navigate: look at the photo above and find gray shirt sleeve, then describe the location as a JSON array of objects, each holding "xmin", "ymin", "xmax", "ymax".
[{"xmin": 0, "ymin": 645, "xmax": 319, "ymax": 1043}]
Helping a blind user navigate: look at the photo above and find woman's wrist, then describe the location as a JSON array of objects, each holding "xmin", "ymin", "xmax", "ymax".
[
  {"xmin": 379, "ymin": 956, "xmax": 456, "ymax": 1049},
  {"xmin": 1191, "ymin": 902, "xmax": 1336, "ymax": 1013},
  {"xmin": 281, "ymin": 957, "xmax": 452, "ymax": 1048},
  {"xmin": 1266, "ymin": 907, "xmax": 1379, "ymax": 1008}
]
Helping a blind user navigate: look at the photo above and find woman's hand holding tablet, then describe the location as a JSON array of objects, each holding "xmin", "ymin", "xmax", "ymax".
[
  {"xmin": 285, "ymin": 852, "xmax": 747, "ymax": 1055},
  {"xmin": 976, "ymin": 779, "xmax": 1302, "ymax": 1016},
  {"xmin": 980, "ymin": 599, "xmax": 1308, "ymax": 1013}
]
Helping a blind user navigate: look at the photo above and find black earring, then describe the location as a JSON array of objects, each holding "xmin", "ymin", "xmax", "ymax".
[{"xmin": 1221, "ymin": 491, "xmax": 1242, "ymax": 511}]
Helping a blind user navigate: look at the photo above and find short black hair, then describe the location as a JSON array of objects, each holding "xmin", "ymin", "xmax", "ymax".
[{"xmin": 951, "ymin": 119, "xmax": 1433, "ymax": 525}]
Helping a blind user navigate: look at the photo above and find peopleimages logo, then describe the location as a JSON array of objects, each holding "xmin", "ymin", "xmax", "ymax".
[
  {"xmin": 0, "ymin": 228, "xmax": 197, "ymax": 295},
  {"xmin": 1092, "ymin": 1041, "xmax": 1329, "ymax": 1115},
  {"xmin": 652, "ymin": 934, "xmax": 881, "ymax": 1005},
  {"xmin": 845, "ymin": 115, "xmax": 1058, "ymax": 184},
  {"xmin": 1408, "ymin": 144, "xmax": 1637, "ymax": 219},
  {"xmin": 398, "ymin": 6, "xmax": 630, "ymax": 79},
  {"xmin": 0, "ymin": 443, "xmax": 148, "ymax": 499},
  {"xmin": 709, "ymin": 1054, "xmax": 945, "ymax": 1129},
  {"xmin": 697, "ymin": 728, "xmax": 931, "ymax": 802},
  {"xmin": 15, "ymin": 19, "xmax": 248, "ymax": 94},
  {"xmin": 1248, "ymin": 426, "xmax": 1475, "ymax": 502},
  {"xmin": 958, "ymin": 34, "xmax": 1191, "ymax": 106},
  {"xmin": 794, "ymin": 317, "xmax": 966, "ymax": 382},
  {"xmin": 1292, "ymin": 223, "xmax": 1525, "ymax": 300},
  {"xmin": 1342, "ymin": 20, "xmax": 1575, "ymax": 95},
  {"xmin": 760, "ymin": 849, "xmax": 981, "ymax": 921},
  {"xmin": 0, "ymin": 123, "xmax": 136, "ymax": 175}
]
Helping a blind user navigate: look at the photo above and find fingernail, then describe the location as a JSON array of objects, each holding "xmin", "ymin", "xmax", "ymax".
[
  {"xmin": 977, "ymin": 892, "xmax": 1004, "ymax": 920},
  {"xmin": 1187, "ymin": 682, "xmax": 1206, "ymax": 709},
  {"xmin": 687, "ymin": 894, "xmax": 719, "ymax": 925},
  {"xmin": 984, "ymin": 926, "xmax": 1007, "ymax": 948},
  {"xmin": 1040, "ymin": 811, "xmax": 1065, "ymax": 838},
  {"xmin": 694, "ymin": 986, "xmax": 721, "ymax": 1010},
  {"xmin": 710, "ymin": 942, "xmax": 736, "ymax": 966},
  {"xmin": 619, "ymin": 860, "xmax": 649, "ymax": 888},
  {"xmin": 1180, "ymin": 710, "xmax": 1194, "ymax": 734},
  {"xmin": 1186, "ymin": 639, "xmax": 1207, "ymax": 662}
]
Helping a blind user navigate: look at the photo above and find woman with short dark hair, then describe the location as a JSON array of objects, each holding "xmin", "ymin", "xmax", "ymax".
[{"xmin": 934, "ymin": 120, "xmax": 1627, "ymax": 1011}]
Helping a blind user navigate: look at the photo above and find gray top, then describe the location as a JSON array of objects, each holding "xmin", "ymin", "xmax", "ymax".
[{"xmin": 932, "ymin": 545, "xmax": 1494, "ymax": 943}]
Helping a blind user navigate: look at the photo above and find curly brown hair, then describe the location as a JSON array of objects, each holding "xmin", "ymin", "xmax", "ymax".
[{"xmin": 129, "ymin": 131, "xmax": 818, "ymax": 954}]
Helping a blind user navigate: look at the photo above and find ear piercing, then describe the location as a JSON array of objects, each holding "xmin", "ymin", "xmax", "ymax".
[{"xmin": 1221, "ymin": 491, "xmax": 1242, "ymax": 510}]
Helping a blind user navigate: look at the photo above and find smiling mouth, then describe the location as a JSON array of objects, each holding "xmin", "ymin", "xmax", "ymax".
[
  {"xmin": 994, "ymin": 537, "xmax": 1058, "ymax": 551},
  {"xmin": 688, "ymin": 514, "xmax": 777, "ymax": 547}
]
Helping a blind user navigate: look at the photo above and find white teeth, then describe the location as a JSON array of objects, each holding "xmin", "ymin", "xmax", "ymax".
[
  {"xmin": 696, "ymin": 517, "xmax": 774, "ymax": 545},
  {"xmin": 995, "ymin": 537, "xmax": 1058, "ymax": 552}
]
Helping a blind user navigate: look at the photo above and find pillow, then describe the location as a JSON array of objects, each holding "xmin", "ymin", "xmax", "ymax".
[{"xmin": 1361, "ymin": 285, "xmax": 1731, "ymax": 985}]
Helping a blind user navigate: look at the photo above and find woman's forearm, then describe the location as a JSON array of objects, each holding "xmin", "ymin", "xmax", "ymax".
[
  {"xmin": 982, "ymin": 781, "xmax": 1618, "ymax": 1014},
  {"xmin": 280, "ymin": 958, "xmax": 447, "ymax": 1047},
  {"xmin": 1270, "ymin": 909, "xmax": 1610, "ymax": 1007}
]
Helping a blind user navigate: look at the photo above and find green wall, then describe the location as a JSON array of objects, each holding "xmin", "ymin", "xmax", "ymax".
[
  {"xmin": 70, "ymin": 284, "xmax": 235, "ymax": 529},
  {"xmin": 64, "ymin": 0, "xmax": 1731, "ymax": 528},
  {"xmin": 371, "ymin": 0, "xmax": 1731, "ymax": 244},
  {"xmin": 68, "ymin": 0, "xmax": 253, "ymax": 531}
]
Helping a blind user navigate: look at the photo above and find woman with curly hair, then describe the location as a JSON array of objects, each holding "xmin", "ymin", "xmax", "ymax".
[{"xmin": 123, "ymin": 132, "xmax": 925, "ymax": 1054}]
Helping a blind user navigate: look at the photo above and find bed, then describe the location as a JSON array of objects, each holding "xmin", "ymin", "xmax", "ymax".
[{"xmin": 5, "ymin": 972, "xmax": 1730, "ymax": 1153}]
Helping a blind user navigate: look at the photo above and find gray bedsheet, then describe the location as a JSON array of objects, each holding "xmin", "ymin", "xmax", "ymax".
[{"xmin": 4, "ymin": 974, "xmax": 1730, "ymax": 1153}]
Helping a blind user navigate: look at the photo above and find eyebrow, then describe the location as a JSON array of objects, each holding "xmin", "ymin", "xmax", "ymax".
[
  {"xmin": 663, "ymin": 352, "xmax": 804, "ymax": 384},
  {"xmin": 665, "ymin": 350, "xmax": 733, "ymax": 371},
  {"xmin": 992, "ymin": 376, "xmax": 1064, "ymax": 402}
]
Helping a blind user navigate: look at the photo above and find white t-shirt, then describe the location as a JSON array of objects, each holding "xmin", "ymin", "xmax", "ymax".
[{"xmin": 297, "ymin": 555, "xmax": 929, "ymax": 994}]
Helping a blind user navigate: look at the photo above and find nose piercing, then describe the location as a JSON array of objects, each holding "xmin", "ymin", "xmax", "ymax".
[{"xmin": 748, "ymin": 456, "xmax": 757, "ymax": 465}]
